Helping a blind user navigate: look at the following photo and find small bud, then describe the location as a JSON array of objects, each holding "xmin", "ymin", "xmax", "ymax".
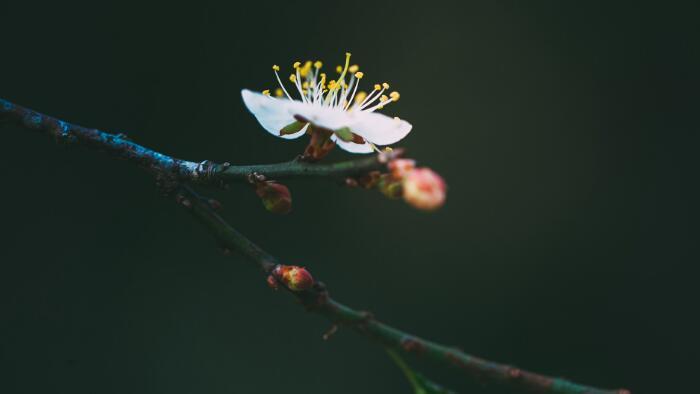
[
  {"xmin": 272, "ymin": 265, "xmax": 314, "ymax": 291},
  {"xmin": 402, "ymin": 168, "xmax": 447, "ymax": 211},
  {"xmin": 357, "ymin": 171, "xmax": 381, "ymax": 189},
  {"xmin": 388, "ymin": 158, "xmax": 416, "ymax": 179},
  {"xmin": 266, "ymin": 274, "xmax": 279, "ymax": 290},
  {"xmin": 255, "ymin": 181, "xmax": 292, "ymax": 214},
  {"xmin": 377, "ymin": 174, "xmax": 403, "ymax": 199}
]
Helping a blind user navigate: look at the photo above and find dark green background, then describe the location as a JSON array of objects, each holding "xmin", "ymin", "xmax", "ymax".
[{"xmin": 0, "ymin": 1, "xmax": 697, "ymax": 393}]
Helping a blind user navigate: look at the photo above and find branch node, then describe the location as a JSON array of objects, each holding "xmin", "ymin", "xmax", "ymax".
[
  {"xmin": 247, "ymin": 172, "xmax": 267, "ymax": 184},
  {"xmin": 195, "ymin": 160, "xmax": 219, "ymax": 180},
  {"xmin": 400, "ymin": 335, "xmax": 427, "ymax": 355}
]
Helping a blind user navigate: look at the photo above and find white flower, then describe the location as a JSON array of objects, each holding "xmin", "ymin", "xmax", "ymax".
[{"xmin": 241, "ymin": 53, "xmax": 412, "ymax": 154}]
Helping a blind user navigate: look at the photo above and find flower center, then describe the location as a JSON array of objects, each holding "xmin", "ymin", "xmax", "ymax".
[{"xmin": 265, "ymin": 52, "xmax": 401, "ymax": 114}]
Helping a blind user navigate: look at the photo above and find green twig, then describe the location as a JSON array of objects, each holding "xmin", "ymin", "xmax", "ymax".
[{"xmin": 178, "ymin": 187, "xmax": 628, "ymax": 394}]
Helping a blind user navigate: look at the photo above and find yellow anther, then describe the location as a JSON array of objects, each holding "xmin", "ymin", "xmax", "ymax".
[
  {"xmin": 275, "ymin": 88, "xmax": 283, "ymax": 97},
  {"xmin": 302, "ymin": 81, "xmax": 309, "ymax": 89},
  {"xmin": 289, "ymin": 74, "xmax": 297, "ymax": 83},
  {"xmin": 390, "ymin": 91, "xmax": 400, "ymax": 101},
  {"xmin": 355, "ymin": 71, "xmax": 364, "ymax": 79},
  {"xmin": 262, "ymin": 89, "xmax": 270, "ymax": 96},
  {"xmin": 272, "ymin": 65, "xmax": 280, "ymax": 71},
  {"xmin": 374, "ymin": 84, "xmax": 381, "ymax": 91},
  {"xmin": 336, "ymin": 65, "xmax": 343, "ymax": 73},
  {"xmin": 354, "ymin": 91, "xmax": 367, "ymax": 103},
  {"xmin": 300, "ymin": 61, "xmax": 312, "ymax": 77},
  {"xmin": 293, "ymin": 61, "xmax": 301, "ymax": 69},
  {"xmin": 314, "ymin": 60, "xmax": 323, "ymax": 69},
  {"xmin": 385, "ymin": 147, "xmax": 394, "ymax": 152},
  {"xmin": 382, "ymin": 82, "xmax": 390, "ymax": 89},
  {"xmin": 349, "ymin": 64, "xmax": 359, "ymax": 73},
  {"xmin": 380, "ymin": 95, "xmax": 388, "ymax": 102}
]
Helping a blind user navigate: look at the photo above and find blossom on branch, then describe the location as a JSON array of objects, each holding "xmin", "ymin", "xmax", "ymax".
[{"xmin": 241, "ymin": 53, "xmax": 412, "ymax": 156}]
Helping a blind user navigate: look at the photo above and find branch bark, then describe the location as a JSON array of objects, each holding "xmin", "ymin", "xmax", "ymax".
[
  {"xmin": 0, "ymin": 98, "xmax": 399, "ymax": 184},
  {"xmin": 1, "ymin": 97, "xmax": 629, "ymax": 394},
  {"xmin": 179, "ymin": 186, "xmax": 628, "ymax": 394}
]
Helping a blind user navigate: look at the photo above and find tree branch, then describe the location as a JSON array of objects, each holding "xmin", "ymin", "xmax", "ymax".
[
  {"xmin": 0, "ymin": 98, "xmax": 399, "ymax": 184},
  {"xmin": 179, "ymin": 186, "xmax": 627, "ymax": 394},
  {"xmin": 1, "ymin": 97, "xmax": 629, "ymax": 394}
]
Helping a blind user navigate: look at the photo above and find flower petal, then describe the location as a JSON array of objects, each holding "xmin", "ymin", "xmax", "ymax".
[
  {"xmin": 331, "ymin": 134, "xmax": 375, "ymax": 153},
  {"xmin": 347, "ymin": 111, "xmax": 413, "ymax": 146},
  {"xmin": 294, "ymin": 104, "xmax": 352, "ymax": 130},
  {"xmin": 241, "ymin": 89, "xmax": 307, "ymax": 139}
]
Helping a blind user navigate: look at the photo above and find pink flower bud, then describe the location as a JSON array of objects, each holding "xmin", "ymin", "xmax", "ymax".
[
  {"xmin": 255, "ymin": 181, "xmax": 292, "ymax": 214},
  {"xmin": 402, "ymin": 168, "xmax": 447, "ymax": 211},
  {"xmin": 388, "ymin": 158, "xmax": 416, "ymax": 179},
  {"xmin": 272, "ymin": 265, "xmax": 314, "ymax": 291}
]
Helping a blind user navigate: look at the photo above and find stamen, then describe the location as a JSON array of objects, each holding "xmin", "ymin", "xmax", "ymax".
[
  {"xmin": 292, "ymin": 65, "xmax": 307, "ymax": 103},
  {"xmin": 364, "ymin": 96, "xmax": 395, "ymax": 112},
  {"xmin": 344, "ymin": 75, "xmax": 360, "ymax": 110},
  {"xmin": 273, "ymin": 67, "xmax": 293, "ymax": 100},
  {"xmin": 326, "ymin": 53, "xmax": 352, "ymax": 106},
  {"xmin": 354, "ymin": 91, "xmax": 367, "ymax": 104},
  {"xmin": 359, "ymin": 85, "xmax": 388, "ymax": 110}
]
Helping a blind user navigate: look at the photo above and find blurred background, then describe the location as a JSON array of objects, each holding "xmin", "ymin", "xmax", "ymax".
[{"xmin": 0, "ymin": 1, "xmax": 697, "ymax": 393}]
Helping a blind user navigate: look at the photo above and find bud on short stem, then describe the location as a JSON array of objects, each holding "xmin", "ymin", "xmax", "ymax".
[
  {"xmin": 272, "ymin": 265, "xmax": 314, "ymax": 292},
  {"xmin": 402, "ymin": 168, "xmax": 447, "ymax": 211},
  {"xmin": 255, "ymin": 181, "xmax": 292, "ymax": 214}
]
